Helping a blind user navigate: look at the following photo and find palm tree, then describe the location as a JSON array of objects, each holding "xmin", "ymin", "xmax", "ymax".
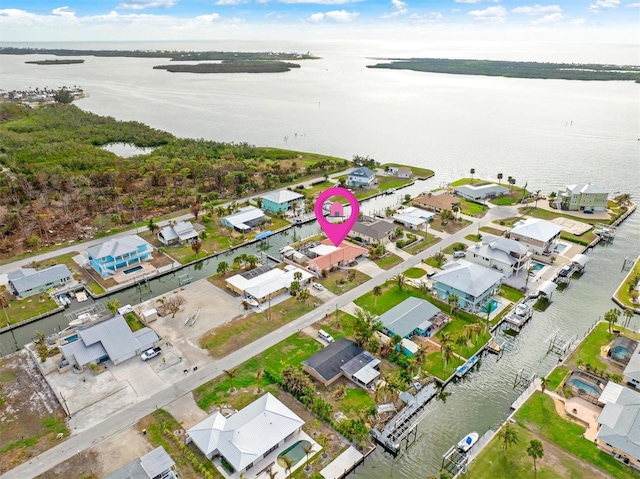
[
  {"xmin": 499, "ymin": 424, "xmax": 520, "ymax": 451},
  {"xmin": 391, "ymin": 334, "xmax": 403, "ymax": 352},
  {"xmin": 507, "ymin": 176, "xmax": 514, "ymax": 191},
  {"xmin": 534, "ymin": 190, "xmax": 542, "ymax": 208},
  {"xmin": 526, "ymin": 439, "xmax": 544, "ymax": 476},
  {"xmin": 623, "ymin": 308, "xmax": 634, "ymax": 329},
  {"xmin": 396, "ymin": 273, "xmax": 406, "ymax": 291},
  {"xmin": 605, "ymin": 308, "xmax": 621, "ymax": 333},
  {"xmin": 415, "ymin": 344, "xmax": 428, "ymax": 376},
  {"xmin": 469, "ymin": 323, "xmax": 483, "ymax": 343},
  {"xmin": 441, "ymin": 343, "xmax": 454, "ymax": 366},
  {"xmin": 105, "ymin": 299, "xmax": 121, "ymax": 315},
  {"xmin": 281, "ymin": 456, "xmax": 294, "ymax": 478},
  {"xmin": 439, "ymin": 331, "xmax": 452, "ymax": 347},
  {"xmin": 255, "ymin": 368, "xmax": 264, "ymax": 394},
  {"xmin": 539, "ymin": 376, "xmax": 549, "ymax": 394},
  {"xmin": 224, "ymin": 367, "xmax": 238, "ymax": 392},
  {"xmin": 246, "ymin": 255, "xmax": 259, "ymax": 269},
  {"xmin": 455, "ymin": 335, "xmax": 467, "ymax": 364},
  {"xmin": 268, "ymin": 468, "xmax": 278, "ymax": 479},
  {"xmin": 217, "ymin": 261, "xmax": 229, "ymax": 275},
  {"xmin": 497, "ymin": 172, "xmax": 503, "ymax": 185},
  {"xmin": 302, "ymin": 443, "xmax": 313, "ymax": 470},
  {"xmin": 482, "ymin": 300, "xmax": 498, "ymax": 333},
  {"xmin": 470, "ymin": 168, "xmax": 475, "ymax": 183},
  {"xmin": 448, "ymin": 293, "xmax": 459, "ymax": 317},
  {"xmin": 452, "ymin": 205, "xmax": 460, "ymax": 221},
  {"xmin": 373, "ymin": 285, "xmax": 382, "ymax": 311}
]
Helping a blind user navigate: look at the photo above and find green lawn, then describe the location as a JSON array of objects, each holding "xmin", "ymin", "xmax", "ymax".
[
  {"xmin": 318, "ymin": 270, "xmax": 370, "ymax": 295},
  {"xmin": 2, "ymin": 296, "xmax": 60, "ymax": 325},
  {"xmin": 376, "ymin": 253, "xmax": 404, "ymax": 270},
  {"xmin": 124, "ymin": 312, "xmax": 146, "ymax": 332},
  {"xmin": 614, "ymin": 257, "xmax": 640, "ymax": 308},
  {"xmin": 518, "ymin": 206, "xmax": 604, "ymax": 226},
  {"xmin": 318, "ymin": 312, "xmax": 358, "ymax": 340},
  {"xmin": 341, "ymin": 388, "xmax": 376, "ymax": 415},
  {"xmin": 403, "ymin": 267, "xmax": 426, "ymax": 279},
  {"xmin": 199, "ymin": 297, "xmax": 317, "ymax": 358},
  {"xmin": 381, "ymin": 163, "xmax": 434, "ymax": 179},
  {"xmin": 442, "ymin": 242, "xmax": 467, "ymax": 255},
  {"xmin": 405, "ymin": 234, "xmax": 440, "ymax": 254},
  {"xmin": 302, "ymin": 180, "xmax": 335, "ymax": 198},
  {"xmin": 459, "ymin": 199, "xmax": 488, "ymax": 217},
  {"xmin": 465, "ymin": 234, "xmax": 482, "ymax": 242},
  {"xmin": 424, "ymin": 256, "xmax": 446, "ymax": 268},
  {"xmin": 499, "ymin": 285, "xmax": 525, "ymax": 303},
  {"xmin": 545, "ymin": 366, "xmax": 571, "ymax": 392},
  {"xmin": 195, "ymin": 333, "xmax": 322, "ymax": 411},
  {"xmin": 480, "ymin": 226, "xmax": 507, "ymax": 236}
]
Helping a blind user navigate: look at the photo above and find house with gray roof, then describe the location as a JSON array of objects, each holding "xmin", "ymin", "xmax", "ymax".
[
  {"xmin": 187, "ymin": 393, "xmax": 304, "ymax": 476},
  {"xmin": 466, "ymin": 234, "xmax": 531, "ymax": 278},
  {"xmin": 559, "ymin": 183, "xmax": 609, "ymax": 212},
  {"xmin": 393, "ymin": 206, "xmax": 435, "ymax": 230},
  {"xmin": 431, "ymin": 259, "xmax": 504, "ymax": 313},
  {"xmin": 157, "ymin": 221, "xmax": 199, "ymax": 246},
  {"xmin": 59, "ymin": 314, "xmax": 159, "ymax": 371},
  {"xmin": 302, "ymin": 338, "xmax": 380, "ymax": 388},
  {"xmin": 347, "ymin": 167, "xmax": 376, "ymax": 188},
  {"xmin": 221, "ymin": 206, "xmax": 266, "ymax": 232},
  {"xmin": 508, "ymin": 217, "xmax": 563, "ymax": 256},
  {"xmin": 378, "ymin": 297, "xmax": 448, "ymax": 339},
  {"xmin": 106, "ymin": 446, "xmax": 176, "ymax": 479},
  {"xmin": 623, "ymin": 342, "xmax": 640, "ymax": 388},
  {"xmin": 261, "ymin": 189, "xmax": 304, "ymax": 214},
  {"xmin": 7, "ymin": 264, "xmax": 72, "ymax": 298},
  {"xmin": 348, "ymin": 219, "xmax": 396, "ymax": 245},
  {"xmin": 87, "ymin": 235, "xmax": 153, "ymax": 278},
  {"xmin": 453, "ymin": 183, "xmax": 509, "ymax": 201},
  {"xmin": 596, "ymin": 382, "xmax": 640, "ymax": 469}
]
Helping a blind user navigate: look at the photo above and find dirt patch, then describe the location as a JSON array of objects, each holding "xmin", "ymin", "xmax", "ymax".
[
  {"xmin": 35, "ymin": 450, "xmax": 100, "ymax": 479},
  {"xmin": 0, "ymin": 351, "xmax": 68, "ymax": 475}
]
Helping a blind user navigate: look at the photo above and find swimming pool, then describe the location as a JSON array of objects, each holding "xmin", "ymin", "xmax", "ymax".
[
  {"xmin": 530, "ymin": 262, "xmax": 545, "ymax": 275},
  {"xmin": 555, "ymin": 243, "xmax": 568, "ymax": 253},
  {"xmin": 569, "ymin": 378, "xmax": 600, "ymax": 396},
  {"xmin": 610, "ymin": 345, "xmax": 632, "ymax": 362},
  {"xmin": 124, "ymin": 265, "xmax": 143, "ymax": 275},
  {"xmin": 277, "ymin": 440, "xmax": 311, "ymax": 468},
  {"xmin": 486, "ymin": 299, "xmax": 501, "ymax": 311}
]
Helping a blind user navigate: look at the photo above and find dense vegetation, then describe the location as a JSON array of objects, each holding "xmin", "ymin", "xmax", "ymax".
[
  {"xmin": 153, "ymin": 61, "xmax": 301, "ymax": 74},
  {"xmin": 25, "ymin": 59, "xmax": 85, "ymax": 65},
  {"xmin": 367, "ymin": 58, "xmax": 640, "ymax": 82},
  {"xmin": 0, "ymin": 47, "xmax": 318, "ymax": 61},
  {"xmin": 0, "ymin": 103, "xmax": 348, "ymax": 258}
]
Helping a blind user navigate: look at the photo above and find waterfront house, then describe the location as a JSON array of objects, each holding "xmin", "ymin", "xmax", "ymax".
[
  {"xmin": 348, "ymin": 219, "xmax": 396, "ymax": 245},
  {"xmin": 347, "ymin": 167, "xmax": 376, "ymax": 188},
  {"xmin": 261, "ymin": 189, "xmax": 304, "ymax": 214},
  {"xmin": 453, "ymin": 183, "xmax": 509, "ymax": 201},
  {"xmin": 306, "ymin": 240, "xmax": 367, "ymax": 273},
  {"xmin": 412, "ymin": 192, "xmax": 460, "ymax": 213},
  {"xmin": 105, "ymin": 446, "xmax": 176, "ymax": 479},
  {"xmin": 221, "ymin": 206, "xmax": 266, "ymax": 233},
  {"xmin": 396, "ymin": 167, "xmax": 412, "ymax": 179},
  {"xmin": 378, "ymin": 297, "xmax": 448, "ymax": 339},
  {"xmin": 225, "ymin": 265, "xmax": 313, "ymax": 303},
  {"xmin": 431, "ymin": 260, "xmax": 504, "ymax": 313},
  {"xmin": 608, "ymin": 337, "xmax": 638, "ymax": 366},
  {"xmin": 87, "ymin": 235, "xmax": 153, "ymax": 279},
  {"xmin": 157, "ymin": 221, "xmax": 199, "ymax": 246},
  {"xmin": 58, "ymin": 314, "xmax": 159, "ymax": 371},
  {"xmin": 7, "ymin": 264, "xmax": 72, "ymax": 298},
  {"xmin": 187, "ymin": 393, "xmax": 304, "ymax": 477},
  {"xmin": 623, "ymin": 342, "xmax": 640, "ymax": 388},
  {"xmin": 558, "ymin": 183, "xmax": 609, "ymax": 212},
  {"xmin": 393, "ymin": 206, "xmax": 435, "ymax": 230},
  {"xmin": 507, "ymin": 218, "xmax": 562, "ymax": 256},
  {"xmin": 595, "ymin": 382, "xmax": 640, "ymax": 469},
  {"xmin": 302, "ymin": 338, "xmax": 381, "ymax": 389},
  {"xmin": 465, "ymin": 235, "xmax": 531, "ymax": 278}
]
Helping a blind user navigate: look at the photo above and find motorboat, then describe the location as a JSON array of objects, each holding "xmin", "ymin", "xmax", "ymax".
[{"xmin": 457, "ymin": 432, "xmax": 479, "ymax": 452}]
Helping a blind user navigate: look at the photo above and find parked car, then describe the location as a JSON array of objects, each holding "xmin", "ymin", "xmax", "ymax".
[
  {"xmin": 312, "ymin": 283, "xmax": 324, "ymax": 291},
  {"xmin": 141, "ymin": 347, "xmax": 162, "ymax": 361},
  {"xmin": 318, "ymin": 329, "xmax": 334, "ymax": 343},
  {"xmin": 453, "ymin": 251, "xmax": 466, "ymax": 258}
]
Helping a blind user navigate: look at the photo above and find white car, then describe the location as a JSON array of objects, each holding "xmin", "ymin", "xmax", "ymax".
[
  {"xmin": 453, "ymin": 251, "xmax": 466, "ymax": 258},
  {"xmin": 312, "ymin": 283, "xmax": 324, "ymax": 291}
]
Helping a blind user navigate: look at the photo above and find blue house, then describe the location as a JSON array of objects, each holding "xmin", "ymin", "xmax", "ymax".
[
  {"xmin": 347, "ymin": 167, "xmax": 376, "ymax": 188},
  {"xmin": 261, "ymin": 189, "xmax": 304, "ymax": 214},
  {"xmin": 378, "ymin": 297, "xmax": 447, "ymax": 339},
  {"xmin": 431, "ymin": 259, "xmax": 504, "ymax": 313},
  {"xmin": 87, "ymin": 235, "xmax": 153, "ymax": 278}
]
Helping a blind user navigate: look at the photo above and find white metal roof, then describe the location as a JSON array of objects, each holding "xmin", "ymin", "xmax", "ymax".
[
  {"xmin": 378, "ymin": 297, "xmax": 441, "ymax": 338},
  {"xmin": 432, "ymin": 260, "xmax": 504, "ymax": 297},
  {"xmin": 87, "ymin": 235, "xmax": 151, "ymax": 260},
  {"xmin": 454, "ymin": 183, "xmax": 509, "ymax": 198},
  {"xmin": 310, "ymin": 244, "xmax": 339, "ymax": 256},
  {"xmin": 599, "ymin": 382, "xmax": 624, "ymax": 405},
  {"xmin": 223, "ymin": 206, "xmax": 265, "ymax": 228},
  {"xmin": 401, "ymin": 338, "xmax": 419, "ymax": 354},
  {"xmin": 571, "ymin": 253, "xmax": 589, "ymax": 267},
  {"xmin": 261, "ymin": 189, "xmax": 304, "ymax": 204},
  {"xmin": 227, "ymin": 266, "xmax": 312, "ymax": 300},
  {"xmin": 140, "ymin": 446, "xmax": 175, "ymax": 478},
  {"xmin": 537, "ymin": 280, "xmax": 558, "ymax": 297},
  {"xmin": 566, "ymin": 183, "xmax": 608, "ymax": 195},
  {"xmin": 187, "ymin": 393, "xmax": 304, "ymax": 472},
  {"xmin": 510, "ymin": 218, "xmax": 562, "ymax": 243}
]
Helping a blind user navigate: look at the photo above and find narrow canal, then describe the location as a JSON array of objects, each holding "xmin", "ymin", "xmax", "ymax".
[{"xmin": 357, "ymin": 211, "xmax": 640, "ymax": 478}]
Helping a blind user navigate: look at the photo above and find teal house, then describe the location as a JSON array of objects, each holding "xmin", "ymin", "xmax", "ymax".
[
  {"xmin": 261, "ymin": 189, "xmax": 304, "ymax": 214},
  {"xmin": 87, "ymin": 235, "xmax": 153, "ymax": 279}
]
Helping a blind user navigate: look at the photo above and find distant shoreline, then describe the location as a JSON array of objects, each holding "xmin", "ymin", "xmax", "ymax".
[
  {"xmin": 25, "ymin": 59, "xmax": 85, "ymax": 65},
  {"xmin": 153, "ymin": 61, "xmax": 301, "ymax": 74},
  {"xmin": 367, "ymin": 58, "xmax": 640, "ymax": 82}
]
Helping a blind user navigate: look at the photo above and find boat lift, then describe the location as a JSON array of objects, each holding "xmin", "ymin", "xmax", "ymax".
[
  {"xmin": 546, "ymin": 329, "xmax": 577, "ymax": 356},
  {"xmin": 513, "ymin": 368, "xmax": 536, "ymax": 390}
]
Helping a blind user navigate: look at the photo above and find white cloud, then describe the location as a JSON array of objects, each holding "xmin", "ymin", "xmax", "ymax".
[
  {"xmin": 455, "ymin": 0, "xmax": 483, "ymax": 3},
  {"xmin": 468, "ymin": 5, "xmax": 507, "ymax": 23},
  {"xmin": 195, "ymin": 13, "xmax": 220, "ymax": 22},
  {"xmin": 118, "ymin": 0, "xmax": 177, "ymax": 9},
  {"xmin": 307, "ymin": 9, "xmax": 359, "ymax": 21},
  {"xmin": 409, "ymin": 11, "xmax": 443, "ymax": 23},
  {"xmin": 625, "ymin": 1, "xmax": 640, "ymax": 5},
  {"xmin": 511, "ymin": 5, "xmax": 562, "ymax": 15},
  {"xmin": 531, "ymin": 12, "xmax": 563, "ymax": 24},
  {"xmin": 215, "ymin": 0, "xmax": 249, "ymax": 4},
  {"xmin": 570, "ymin": 17, "xmax": 587, "ymax": 23},
  {"xmin": 281, "ymin": 0, "xmax": 360, "ymax": 4},
  {"xmin": 382, "ymin": 0, "xmax": 408, "ymax": 18},
  {"xmin": 589, "ymin": 0, "xmax": 620, "ymax": 12}
]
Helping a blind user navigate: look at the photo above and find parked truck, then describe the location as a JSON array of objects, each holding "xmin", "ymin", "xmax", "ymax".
[{"xmin": 140, "ymin": 347, "xmax": 162, "ymax": 361}]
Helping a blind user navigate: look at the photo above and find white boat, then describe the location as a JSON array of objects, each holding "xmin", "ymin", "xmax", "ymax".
[
  {"xmin": 457, "ymin": 432, "xmax": 479, "ymax": 452},
  {"xmin": 68, "ymin": 312, "xmax": 97, "ymax": 327}
]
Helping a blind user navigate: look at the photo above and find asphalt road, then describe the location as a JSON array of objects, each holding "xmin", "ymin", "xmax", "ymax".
[{"xmin": 0, "ymin": 205, "xmax": 517, "ymax": 479}]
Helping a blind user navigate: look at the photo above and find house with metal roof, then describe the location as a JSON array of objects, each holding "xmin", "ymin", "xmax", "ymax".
[
  {"xmin": 157, "ymin": 221, "xmax": 199, "ymax": 246},
  {"xmin": 87, "ymin": 235, "xmax": 153, "ymax": 278},
  {"xmin": 7, "ymin": 264, "xmax": 72, "ymax": 298},
  {"xmin": 431, "ymin": 260, "xmax": 504, "ymax": 313},
  {"xmin": 559, "ymin": 183, "xmax": 609, "ymax": 212},
  {"xmin": 393, "ymin": 206, "xmax": 435, "ymax": 230},
  {"xmin": 596, "ymin": 382, "xmax": 640, "ymax": 469},
  {"xmin": 225, "ymin": 265, "xmax": 313, "ymax": 303},
  {"xmin": 347, "ymin": 167, "xmax": 377, "ymax": 188},
  {"xmin": 302, "ymin": 338, "xmax": 380, "ymax": 389},
  {"xmin": 261, "ymin": 189, "xmax": 305, "ymax": 213},
  {"xmin": 105, "ymin": 446, "xmax": 176, "ymax": 479},
  {"xmin": 59, "ymin": 314, "xmax": 159, "ymax": 370},
  {"xmin": 623, "ymin": 342, "xmax": 640, "ymax": 388},
  {"xmin": 378, "ymin": 297, "xmax": 448, "ymax": 339},
  {"xmin": 221, "ymin": 206, "xmax": 266, "ymax": 233},
  {"xmin": 453, "ymin": 183, "xmax": 509, "ymax": 201},
  {"xmin": 466, "ymin": 234, "xmax": 531, "ymax": 278},
  {"xmin": 306, "ymin": 240, "xmax": 367, "ymax": 273},
  {"xmin": 348, "ymin": 219, "xmax": 396, "ymax": 245},
  {"xmin": 508, "ymin": 217, "xmax": 563, "ymax": 256},
  {"xmin": 187, "ymin": 393, "xmax": 304, "ymax": 476}
]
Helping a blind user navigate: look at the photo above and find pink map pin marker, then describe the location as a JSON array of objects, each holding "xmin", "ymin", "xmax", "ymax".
[{"xmin": 314, "ymin": 187, "xmax": 360, "ymax": 246}]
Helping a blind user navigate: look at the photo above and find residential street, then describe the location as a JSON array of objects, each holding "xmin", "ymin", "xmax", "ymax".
[{"xmin": 0, "ymin": 204, "xmax": 519, "ymax": 479}]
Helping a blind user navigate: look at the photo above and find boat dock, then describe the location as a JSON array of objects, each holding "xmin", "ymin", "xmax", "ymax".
[
  {"xmin": 455, "ymin": 355, "xmax": 479, "ymax": 378},
  {"xmin": 486, "ymin": 336, "xmax": 506, "ymax": 355},
  {"xmin": 500, "ymin": 298, "xmax": 535, "ymax": 333},
  {"xmin": 371, "ymin": 383, "xmax": 437, "ymax": 455}
]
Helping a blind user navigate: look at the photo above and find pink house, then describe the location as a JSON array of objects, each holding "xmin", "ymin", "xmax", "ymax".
[{"xmin": 330, "ymin": 201, "xmax": 344, "ymax": 218}]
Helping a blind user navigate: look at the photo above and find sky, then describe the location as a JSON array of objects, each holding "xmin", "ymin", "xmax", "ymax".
[{"xmin": 0, "ymin": 0, "xmax": 638, "ymax": 42}]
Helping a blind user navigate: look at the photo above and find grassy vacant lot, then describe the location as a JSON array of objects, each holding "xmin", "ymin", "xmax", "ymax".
[
  {"xmin": 199, "ymin": 296, "xmax": 317, "ymax": 358},
  {"xmin": 467, "ymin": 392, "xmax": 639, "ymax": 479},
  {"xmin": 403, "ymin": 267, "xmax": 426, "ymax": 278},
  {"xmin": 405, "ymin": 234, "xmax": 440, "ymax": 254},
  {"xmin": 302, "ymin": 180, "xmax": 335, "ymax": 198},
  {"xmin": 428, "ymin": 216, "xmax": 472, "ymax": 234},
  {"xmin": 381, "ymin": 163, "xmax": 434, "ymax": 179},
  {"xmin": 1, "ymin": 294, "xmax": 60, "ymax": 325},
  {"xmin": 499, "ymin": 285, "xmax": 525, "ymax": 303},
  {"xmin": 376, "ymin": 253, "xmax": 404, "ymax": 270},
  {"xmin": 318, "ymin": 270, "xmax": 370, "ymax": 295},
  {"xmin": 481, "ymin": 226, "xmax": 507, "ymax": 236},
  {"xmin": 614, "ymin": 257, "xmax": 640, "ymax": 309},
  {"xmin": 459, "ymin": 199, "xmax": 488, "ymax": 217}
]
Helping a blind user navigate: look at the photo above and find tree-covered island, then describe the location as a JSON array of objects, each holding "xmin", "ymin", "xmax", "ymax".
[{"xmin": 153, "ymin": 61, "xmax": 301, "ymax": 74}]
